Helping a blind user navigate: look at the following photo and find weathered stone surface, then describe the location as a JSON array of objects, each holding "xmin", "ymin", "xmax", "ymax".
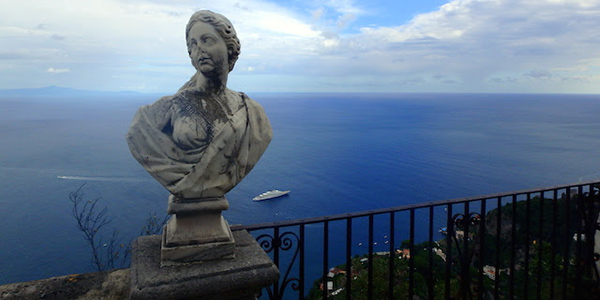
[
  {"xmin": 126, "ymin": 9, "xmax": 272, "ymax": 265},
  {"xmin": 126, "ymin": 10, "xmax": 272, "ymax": 200},
  {"xmin": 161, "ymin": 195, "xmax": 236, "ymax": 263},
  {"xmin": 130, "ymin": 230, "xmax": 279, "ymax": 300},
  {"xmin": 0, "ymin": 269, "xmax": 130, "ymax": 300},
  {"xmin": 161, "ymin": 215, "xmax": 235, "ymax": 263}
]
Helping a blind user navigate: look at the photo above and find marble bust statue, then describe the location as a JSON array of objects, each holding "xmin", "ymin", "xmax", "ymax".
[{"xmin": 126, "ymin": 10, "xmax": 272, "ymax": 200}]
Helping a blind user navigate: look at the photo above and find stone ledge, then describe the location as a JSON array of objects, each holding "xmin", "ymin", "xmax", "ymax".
[
  {"xmin": 0, "ymin": 231, "xmax": 278, "ymax": 300},
  {"xmin": 0, "ymin": 269, "xmax": 130, "ymax": 300}
]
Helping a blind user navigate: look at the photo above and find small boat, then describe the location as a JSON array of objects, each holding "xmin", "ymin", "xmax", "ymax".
[{"xmin": 253, "ymin": 190, "xmax": 290, "ymax": 201}]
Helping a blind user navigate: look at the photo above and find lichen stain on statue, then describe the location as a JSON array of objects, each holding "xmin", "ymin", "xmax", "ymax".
[{"xmin": 126, "ymin": 10, "xmax": 272, "ymax": 263}]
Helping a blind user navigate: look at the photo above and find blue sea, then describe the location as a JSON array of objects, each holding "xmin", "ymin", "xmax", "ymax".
[{"xmin": 1, "ymin": 91, "xmax": 600, "ymax": 285}]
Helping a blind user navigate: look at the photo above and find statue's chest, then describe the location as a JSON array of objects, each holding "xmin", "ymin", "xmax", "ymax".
[
  {"xmin": 169, "ymin": 93, "xmax": 244, "ymax": 151},
  {"xmin": 171, "ymin": 99, "xmax": 224, "ymax": 150}
]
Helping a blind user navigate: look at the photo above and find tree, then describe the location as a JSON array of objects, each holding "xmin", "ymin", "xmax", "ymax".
[
  {"xmin": 69, "ymin": 183, "xmax": 129, "ymax": 271},
  {"xmin": 69, "ymin": 183, "xmax": 169, "ymax": 271},
  {"xmin": 140, "ymin": 212, "xmax": 169, "ymax": 236}
]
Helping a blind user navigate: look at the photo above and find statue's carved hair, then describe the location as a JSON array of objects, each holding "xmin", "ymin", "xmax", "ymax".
[{"xmin": 186, "ymin": 10, "xmax": 240, "ymax": 72}]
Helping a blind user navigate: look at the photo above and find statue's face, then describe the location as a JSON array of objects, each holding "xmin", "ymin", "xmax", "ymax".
[{"xmin": 187, "ymin": 21, "xmax": 229, "ymax": 78}]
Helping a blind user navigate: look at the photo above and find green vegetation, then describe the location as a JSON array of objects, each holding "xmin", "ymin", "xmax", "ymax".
[
  {"xmin": 306, "ymin": 240, "xmax": 460, "ymax": 300},
  {"xmin": 307, "ymin": 190, "xmax": 600, "ymax": 299}
]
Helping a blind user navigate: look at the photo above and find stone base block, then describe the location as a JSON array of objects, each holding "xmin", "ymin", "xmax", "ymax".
[
  {"xmin": 161, "ymin": 196, "xmax": 236, "ymax": 263},
  {"xmin": 130, "ymin": 230, "xmax": 279, "ymax": 300},
  {"xmin": 161, "ymin": 229, "xmax": 235, "ymax": 265}
]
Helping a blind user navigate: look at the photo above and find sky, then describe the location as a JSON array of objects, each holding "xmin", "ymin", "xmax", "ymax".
[{"xmin": 1, "ymin": 0, "xmax": 600, "ymax": 94}]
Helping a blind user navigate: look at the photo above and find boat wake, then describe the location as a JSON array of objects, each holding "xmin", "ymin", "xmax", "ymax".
[
  {"xmin": 57, "ymin": 175, "xmax": 145, "ymax": 182},
  {"xmin": 578, "ymin": 172, "xmax": 600, "ymax": 182}
]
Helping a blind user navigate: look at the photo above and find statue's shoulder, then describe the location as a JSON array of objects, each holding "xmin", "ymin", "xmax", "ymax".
[
  {"xmin": 237, "ymin": 91, "xmax": 263, "ymax": 110},
  {"xmin": 148, "ymin": 94, "xmax": 179, "ymax": 111},
  {"xmin": 134, "ymin": 94, "xmax": 178, "ymax": 126},
  {"xmin": 235, "ymin": 91, "xmax": 272, "ymax": 140},
  {"xmin": 236, "ymin": 91, "xmax": 270, "ymax": 131}
]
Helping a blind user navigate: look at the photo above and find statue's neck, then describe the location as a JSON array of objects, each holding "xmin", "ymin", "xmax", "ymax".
[{"xmin": 195, "ymin": 73, "xmax": 227, "ymax": 95}]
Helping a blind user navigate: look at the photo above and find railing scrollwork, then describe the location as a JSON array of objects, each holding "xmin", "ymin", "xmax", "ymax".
[
  {"xmin": 577, "ymin": 186, "xmax": 600, "ymax": 284},
  {"xmin": 256, "ymin": 230, "xmax": 301, "ymax": 300},
  {"xmin": 449, "ymin": 212, "xmax": 482, "ymax": 300}
]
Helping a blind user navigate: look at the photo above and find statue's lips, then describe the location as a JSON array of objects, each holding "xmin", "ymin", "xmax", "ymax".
[{"xmin": 199, "ymin": 57, "xmax": 214, "ymax": 66}]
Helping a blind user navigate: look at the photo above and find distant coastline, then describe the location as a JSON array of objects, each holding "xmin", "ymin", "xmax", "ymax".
[
  {"xmin": 2, "ymin": 86, "xmax": 599, "ymax": 98},
  {"xmin": 0, "ymin": 86, "xmax": 152, "ymax": 98}
]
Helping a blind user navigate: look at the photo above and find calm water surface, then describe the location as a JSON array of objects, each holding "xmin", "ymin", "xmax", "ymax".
[{"xmin": 1, "ymin": 92, "xmax": 599, "ymax": 285}]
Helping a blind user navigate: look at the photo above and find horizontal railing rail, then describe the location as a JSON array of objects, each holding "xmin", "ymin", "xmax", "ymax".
[{"xmin": 232, "ymin": 180, "xmax": 600, "ymax": 300}]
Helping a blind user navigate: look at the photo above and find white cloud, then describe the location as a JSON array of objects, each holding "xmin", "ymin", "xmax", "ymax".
[
  {"xmin": 312, "ymin": 7, "xmax": 325, "ymax": 20},
  {"xmin": 46, "ymin": 67, "xmax": 70, "ymax": 74},
  {"xmin": 0, "ymin": 0, "xmax": 326, "ymax": 91},
  {"xmin": 1, "ymin": 0, "xmax": 599, "ymax": 93},
  {"xmin": 326, "ymin": 0, "xmax": 362, "ymax": 14},
  {"xmin": 300, "ymin": 0, "xmax": 600, "ymax": 92}
]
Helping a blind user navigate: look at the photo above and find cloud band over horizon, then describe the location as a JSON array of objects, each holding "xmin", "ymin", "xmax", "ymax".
[{"xmin": 1, "ymin": 0, "xmax": 599, "ymax": 94}]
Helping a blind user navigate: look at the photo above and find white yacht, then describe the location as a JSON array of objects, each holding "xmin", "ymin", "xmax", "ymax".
[{"xmin": 253, "ymin": 190, "xmax": 291, "ymax": 201}]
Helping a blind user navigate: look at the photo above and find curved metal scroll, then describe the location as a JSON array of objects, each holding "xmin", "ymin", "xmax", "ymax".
[
  {"xmin": 256, "ymin": 230, "xmax": 301, "ymax": 300},
  {"xmin": 579, "ymin": 185, "xmax": 600, "ymax": 283},
  {"xmin": 449, "ymin": 212, "xmax": 482, "ymax": 300}
]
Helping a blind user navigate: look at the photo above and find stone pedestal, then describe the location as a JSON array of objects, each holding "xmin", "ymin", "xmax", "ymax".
[
  {"xmin": 130, "ymin": 230, "xmax": 279, "ymax": 300},
  {"xmin": 161, "ymin": 195, "xmax": 235, "ymax": 264}
]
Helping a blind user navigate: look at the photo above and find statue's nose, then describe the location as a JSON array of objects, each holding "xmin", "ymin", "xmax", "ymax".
[{"xmin": 193, "ymin": 43, "xmax": 204, "ymax": 53}]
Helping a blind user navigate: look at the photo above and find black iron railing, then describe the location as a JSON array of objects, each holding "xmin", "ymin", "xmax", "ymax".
[{"xmin": 231, "ymin": 180, "xmax": 600, "ymax": 300}]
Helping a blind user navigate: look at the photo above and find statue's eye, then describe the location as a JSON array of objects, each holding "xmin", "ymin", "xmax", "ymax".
[{"xmin": 203, "ymin": 36, "xmax": 216, "ymax": 44}]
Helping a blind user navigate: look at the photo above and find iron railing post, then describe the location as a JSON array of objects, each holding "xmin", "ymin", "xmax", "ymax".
[
  {"xmin": 346, "ymin": 218, "xmax": 352, "ymax": 300},
  {"xmin": 445, "ymin": 204, "xmax": 453, "ymax": 300},
  {"xmin": 389, "ymin": 212, "xmax": 395, "ymax": 300},
  {"xmin": 368, "ymin": 215, "xmax": 373, "ymax": 300}
]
